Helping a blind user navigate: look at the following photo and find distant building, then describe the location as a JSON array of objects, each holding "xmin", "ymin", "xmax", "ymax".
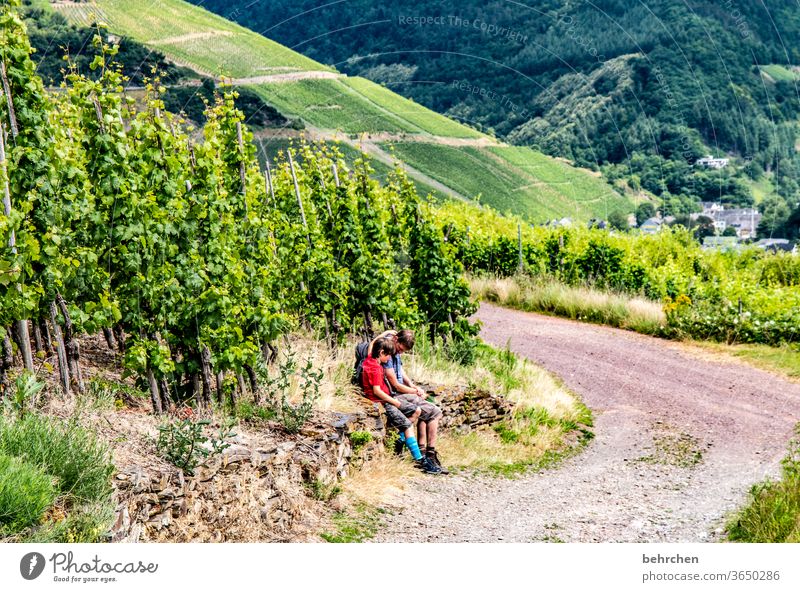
[
  {"xmin": 756, "ymin": 239, "xmax": 797, "ymax": 254},
  {"xmin": 696, "ymin": 204, "xmax": 761, "ymax": 239},
  {"xmin": 700, "ymin": 202, "xmax": 725, "ymax": 216},
  {"xmin": 702, "ymin": 236, "xmax": 739, "ymax": 251},
  {"xmin": 696, "ymin": 155, "xmax": 729, "ymax": 169},
  {"xmin": 717, "ymin": 208, "xmax": 761, "ymax": 240},
  {"xmin": 639, "ymin": 217, "xmax": 662, "ymax": 235}
]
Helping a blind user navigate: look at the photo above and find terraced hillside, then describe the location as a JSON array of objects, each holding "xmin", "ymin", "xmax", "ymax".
[
  {"xmin": 385, "ymin": 143, "xmax": 628, "ymax": 221},
  {"xmin": 49, "ymin": 0, "xmax": 634, "ymax": 222}
]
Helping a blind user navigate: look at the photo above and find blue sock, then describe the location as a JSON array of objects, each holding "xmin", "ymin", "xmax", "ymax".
[
  {"xmin": 405, "ymin": 436, "xmax": 423, "ymax": 460},
  {"xmin": 397, "ymin": 432, "xmax": 406, "ymax": 443}
]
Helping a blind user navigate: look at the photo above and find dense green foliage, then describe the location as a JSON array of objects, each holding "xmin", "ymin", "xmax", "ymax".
[
  {"xmin": 436, "ymin": 201, "xmax": 800, "ymax": 346},
  {"xmin": 1, "ymin": 1, "xmax": 476, "ymax": 412}
]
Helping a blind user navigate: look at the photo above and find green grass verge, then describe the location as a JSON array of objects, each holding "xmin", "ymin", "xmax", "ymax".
[
  {"xmin": 727, "ymin": 426, "xmax": 800, "ymax": 542},
  {"xmin": 697, "ymin": 342, "xmax": 800, "ymax": 381},
  {"xmin": 320, "ymin": 503, "xmax": 386, "ymax": 543},
  {"xmin": 471, "ymin": 274, "xmax": 667, "ymax": 335}
]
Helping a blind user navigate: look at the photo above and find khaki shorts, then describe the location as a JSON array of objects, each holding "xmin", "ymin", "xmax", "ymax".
[
  {"xmin": 383, "ymin": 402, "xmax": 417, "ymax": 430},
  {"xmin": 395, "ymin": 394, "xmax": 442, "ymax": 423}
]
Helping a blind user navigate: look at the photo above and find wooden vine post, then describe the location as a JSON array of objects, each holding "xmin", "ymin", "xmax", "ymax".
[{"xmin": 0, "ymin": 119, "xmax": 34, "ymax": 372}]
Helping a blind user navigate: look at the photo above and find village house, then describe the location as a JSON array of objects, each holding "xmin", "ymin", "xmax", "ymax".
[
  {"xmin": 639, "ymin": 217, "xmax": 662, "ymax": 235},
  {"xmin": 696, "ymin": 155, "xmax": 730, "ymax": 169},
  {"xmin": 694, "ymin": 203, "xmax": 761, "ymax": 239}
]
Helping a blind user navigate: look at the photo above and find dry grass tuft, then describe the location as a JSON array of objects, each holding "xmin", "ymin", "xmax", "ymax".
[
  {"xmin": 470, "ymin": 274, "xmax": 665, "ymax": 334},
  {"xmin": 339, "ymin": 456, "xmax": 417, "ymax": 507},
  {"xmin": 281, "ymin": 334, "xmax": 362, "ymax": 414}
]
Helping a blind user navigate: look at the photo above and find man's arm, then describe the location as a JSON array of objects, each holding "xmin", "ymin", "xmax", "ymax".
[
  {"xmin": 401, "ymin": 373, "xmax": 426, "ymax": 397},
  {"xmin": 368, "ymin": 330, "xmax": 397, "ymax": 353},
  {"xmin": 385, "ymin": 367, "xmax": 416, "ymax": 395}
]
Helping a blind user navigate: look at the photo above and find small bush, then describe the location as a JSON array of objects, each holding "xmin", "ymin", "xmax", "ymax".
[
  {"xmin": 349, "ymin": 430, "xmax": 373, "ymax": 453},
  {"xmin": 0, "ymin": 414, "xmax": 114, "ymax": 504},
  {"xmin": 84, "ymin": 377, "xmax": 147, "ymax": 410},
  {"xmin": 156, "ymin": 418, "xmax": 235, "ymax": 475},
  {"xmin": 305, "ymin": 478, "xmax": 341, "ymax": 502},
  {"xmin": 262, "ymin": 353, "xmax": 322, "ymax": 433},
  {"xmin": 235, "ymin": 399, "xmax": 276, "ymax": 422},
  {"xmin": 0, "ymin": 453, "xmax": 57, "ymax": 535},
  {"xmin": 23, "ymin": 501, "xmax": 115, "ymax": 543}
]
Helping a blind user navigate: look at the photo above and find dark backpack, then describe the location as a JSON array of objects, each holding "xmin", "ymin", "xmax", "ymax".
[{"xmin": 351, "ymin": 341, "xmax": 371, "ymax": 387}]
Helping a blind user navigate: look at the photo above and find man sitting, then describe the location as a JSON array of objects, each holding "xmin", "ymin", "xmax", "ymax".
[
  {"xmin": 361, "ymin": 337, "xmax": 441, "ymax": 474},
  {"xmin": 372, "ymin": 330, "xmax": 448, "ymax": 474}
]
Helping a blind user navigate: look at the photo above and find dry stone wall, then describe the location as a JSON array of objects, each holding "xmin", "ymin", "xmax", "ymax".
[{"xmin": 110, "ymin": 384, "xmax": 511, "ymax": 542}]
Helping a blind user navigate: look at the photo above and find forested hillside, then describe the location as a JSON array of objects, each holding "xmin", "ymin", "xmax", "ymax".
[{"xmin": 194, "ymin": 0, "xmax": 800, "ymax": 229}]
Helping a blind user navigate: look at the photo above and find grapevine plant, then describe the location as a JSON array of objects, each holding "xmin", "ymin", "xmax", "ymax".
[{"xmin": 0, "ymin": 1, "xmax": 478, "ymax": 410}]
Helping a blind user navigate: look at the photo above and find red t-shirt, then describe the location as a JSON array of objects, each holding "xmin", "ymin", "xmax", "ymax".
[{"xmin": 361, "ymin": 356, "xmax": 387, "ymax": 403}]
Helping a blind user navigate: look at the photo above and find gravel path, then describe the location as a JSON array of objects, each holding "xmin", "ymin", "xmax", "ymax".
[{"xmin": 373, "ymin": 303, "xmax": 800, "ymax": 542}]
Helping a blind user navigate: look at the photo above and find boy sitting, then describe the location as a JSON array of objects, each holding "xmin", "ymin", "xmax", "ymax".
[{"xmin": 361, "ymin": 337, "xmax": 441, "ymax": 475}]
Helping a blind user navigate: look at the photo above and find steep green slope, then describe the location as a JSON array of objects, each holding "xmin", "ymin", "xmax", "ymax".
[
  {"xmin": 51, "ymin": 0, "xmax": 330, "ymax": 77},
  {"xmin": 385, "ymin": 143, "xmax": 627, "ymax": 220}
]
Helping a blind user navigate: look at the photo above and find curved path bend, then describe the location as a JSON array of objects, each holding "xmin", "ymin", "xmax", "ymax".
[{"xmin": 373, "ymin": 302, "xmax": 800, "ymax": 542}]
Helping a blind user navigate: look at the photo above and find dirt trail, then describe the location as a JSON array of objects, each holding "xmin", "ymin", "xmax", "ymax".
[{"xmin": 373, "ymin": 303, "xmax": 800, "ymax": 542}]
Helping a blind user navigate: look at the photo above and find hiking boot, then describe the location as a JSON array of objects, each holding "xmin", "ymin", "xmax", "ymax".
[
  {"xmin": 393, "ymin": 438, "xmax": 406, "ymax": 457},
  {"xmin": 427, "ymin": 450, "xmax": 449, "ymax": 475},
  {"xmin": 415, "ymin": 456, "xmax": 442, "ymax": 475}
]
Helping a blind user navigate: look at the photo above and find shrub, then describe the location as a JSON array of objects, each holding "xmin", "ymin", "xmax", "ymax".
[
  {"xmin": 0, "ymin": 414, "xmax": 114, "ymax": 504},
  {"xmin": 156, "ymin": 418, "xmax": 235, "ymax": 475},
  {"xmin": 0, "ymin": 452, "xmax": 57, "ymax": 535},
  {"xmin": 23, "ymin": 501, "xmax": 115, "ymax": 543},
  {"xmin": 262, "ymin": 353, "xmax": 322, "ymax": 433},
  {"xmin": 349, "ymin": 430, "xmax": 373, "ymax": 453},
  {"xmin": 235, "ymin": 399, "xmax": 276, "ymax": 422}
]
